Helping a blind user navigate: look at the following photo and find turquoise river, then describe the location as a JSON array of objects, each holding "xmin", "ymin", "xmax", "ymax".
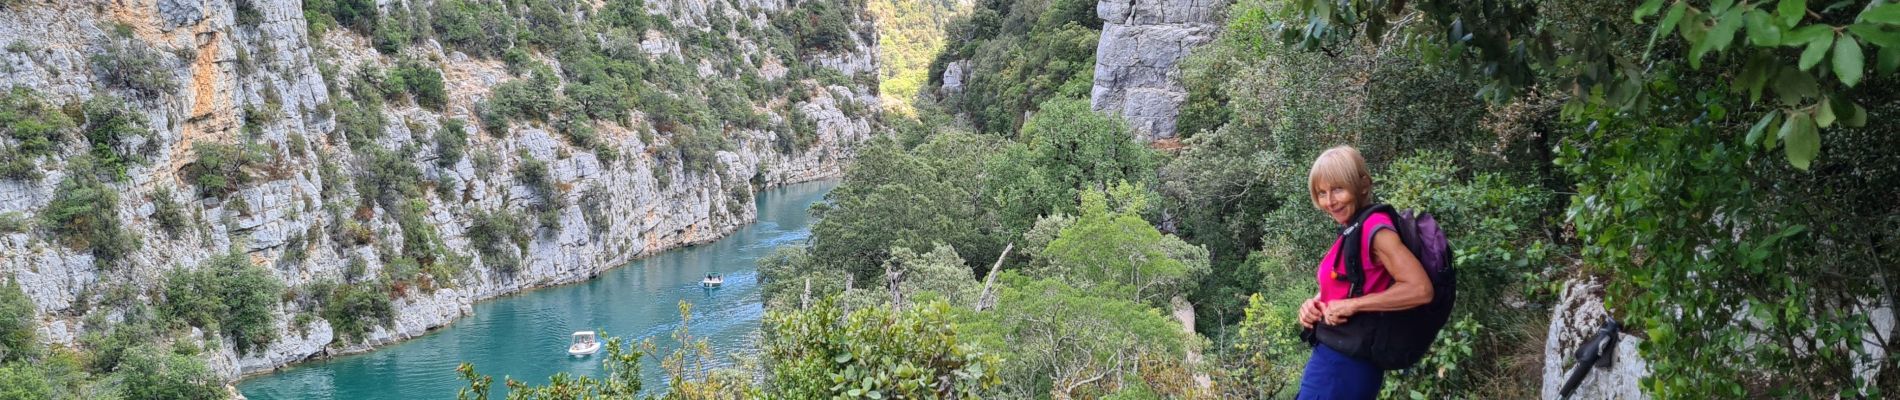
[{"xmin": 237, "ymin": 180, "xmax": 836, "ymax": 399}]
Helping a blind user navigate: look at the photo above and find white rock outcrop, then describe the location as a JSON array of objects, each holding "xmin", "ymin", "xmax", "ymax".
[
  {"xmin": 939, "ymin": 60, "xmax": 970, "ymax": 96},
  {"xmin": 1090, "ymin": 0, "xmax": 1222, "ymax": 141},
  {"xmin": 1542, "ymin": 279, "xmax": 1649, "ymax": 400}
]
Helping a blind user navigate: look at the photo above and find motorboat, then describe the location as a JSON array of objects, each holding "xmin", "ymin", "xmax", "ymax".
[
  {"xmin": 701, "ymin": 273, "xmax": 723, "ymax": 288},
  {"xmin": 568, "ymin": 331, "xmax": 600, "ymax": 356}
]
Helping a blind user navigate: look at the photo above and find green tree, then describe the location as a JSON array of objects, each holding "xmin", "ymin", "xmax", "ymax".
[
  {"xmin": 1211, "ymin": 293, "xmax": 1306, "ymax": 399},
  {"xmin": 957, "ymin": 273, "xmax": 1188, "ymax": 398},
  {"xmin": 468, "ymin": 210, "xmax": 528, "ymax": 276},
  {"xmin": 323, "ymin": 281, "xmax": 395, "ymax": 344},
  {"xmin": 980, "ymin": 99, "xmax": 1157, "ymax": 237},
  {"xmin": 762, "ymin": 298, "xmax": 997, "ymax": 399},
  {"xmin": 431, "ymin": 0, "xmax": 515, "ymax": 57},
  {"xmin": 1040, "ymin": 184, "xmax": 1209, "ymax": 305},
  {"xmin": 886, "ymin": 244, "xmax": 979, "ymax": 306},
  {"xmin": 0, "ymin": 278, "xmax": 35, "ymax": 363},
  {"xmin": 0, "ymin": 363, "xmax": 50, "ymax": 400},
  {"xmin": 160, "ymin": 251, "xmax": 287, "ymax": 355},
  {"xmin": 757, "ymin": 246, "xmax": 847, "ymax": 310},
  {"xmin": 808, "ymin": 134, "xmax": 1003, "ymax": 281},
  {"xmin": 115, "ymin": 346, "xmax": 223, "ymax": 400},
  {"xmin": 391, "ymin": 59, "xmax": 448, "ymax": 110}
]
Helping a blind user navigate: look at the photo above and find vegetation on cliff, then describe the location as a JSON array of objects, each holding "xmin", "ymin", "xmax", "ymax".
[{"xmin": 0, "ymin": 0, "xmax": 881, "ymax": 395}]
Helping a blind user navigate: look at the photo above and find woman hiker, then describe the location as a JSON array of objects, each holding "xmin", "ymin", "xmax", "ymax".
[{"xmin": 1295, "ymin": 145, "xmax": 1435, "ymax": 399}]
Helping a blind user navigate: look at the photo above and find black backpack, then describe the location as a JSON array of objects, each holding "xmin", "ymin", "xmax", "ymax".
[{"xmin": 1301, "ymin": 204, "xmax": 1457, "ymax": 370}]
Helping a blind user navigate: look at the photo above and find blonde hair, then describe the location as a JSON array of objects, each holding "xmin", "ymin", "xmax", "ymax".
[{"xmin": 1307, "ymin": 145, "xmax": 1373, "ymax": 209}]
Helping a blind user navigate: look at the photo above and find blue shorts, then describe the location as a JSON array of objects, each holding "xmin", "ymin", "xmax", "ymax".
[{"xmin": 1296, "ymin": 344, "xmax": 1384, "ymax": 400}]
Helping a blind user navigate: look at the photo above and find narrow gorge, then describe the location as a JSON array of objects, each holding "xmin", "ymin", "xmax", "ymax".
[{"xmin": 0, "ymin": 0, "xmax": 878, "ymax": 384}]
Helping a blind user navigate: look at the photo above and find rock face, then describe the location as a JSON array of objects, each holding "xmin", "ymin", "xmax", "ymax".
[
  {"xmin": 1089, "ymin": 0, "xmax": 1221, "ymax": 141},
  {"xmin": 1542, "ymin": 279, "xmax": 1649, "ymax": 400},
  {"xmin": 0, "ymin": 0, "xmax": 878, "ymax": 382},
  {"xmin": 939, "ymin": 60, "xmax": 970, "ymax": 96}
]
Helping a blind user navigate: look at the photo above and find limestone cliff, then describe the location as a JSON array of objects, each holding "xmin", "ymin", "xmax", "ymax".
[
  {"xmin": 1089, "ymin": 0, "xmax": 1220, "ymax": 141},
  {"xmin": 0, "ymin": 0, "xmax": 878, "ymax": 381}
]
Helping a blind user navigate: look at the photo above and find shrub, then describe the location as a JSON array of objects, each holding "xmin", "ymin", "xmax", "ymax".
[
  {"xmin": 1209, "ymin": 291, "xmax": 1308, "ymax": 398},
  {"xmin": 564, "ymin": 80, "xmax": 630, "ymax": 123},
  {"xmin": 240, "ymin": 103, "xmax": 282, "ymax": 139},
  {"xmin": 79, "ymin": 309, "xmax": 157, "ymax": 373},
  {"xmin": 79, "ymin": 95, "xmax": 154, "ymax": 181},
  {"xmin": 91, "ymin": 36, "xmax": 178, "ymax": 99},
  {"xmin": 501, "ymin": 47, "xmax": 534, "ymax": 75},
  {"xmin": 670, "ymin": 128, "xmax": 730, "ymax": 175},
  {"xmin": 475, "ymin": 100, "xmax": 508, "ymax": 135},
  {"xmin": 778, "ymin": 108, "xmax": 818, "ymax": 153},
  {"xmin": 518, "ymin": 1, "xmax": 578, "ymax": 50},
  {"xmin": 487, "ymin": 66, "xmax": 561, "ymax": 124},
  {"xmin": 393, "ymin": 199, "xmax": 448, "ymax": 272},
  {"xmin": 762, "ymin": 299, "xmax": 995, "ymax": 398},
  {"xmin": 772, "ymin": 0, "xmax": 858, "ymax": 53},
  {"xmin": 471, "ymin": 149, "xmax": 500, "ymax": 177},
  {"xmin": 342, "ymin": 255, "xmax": 369, "ymax": 283},
  {"xmin": 356, "ymin": 145, "xmax": 424, "ymax": 210},
  {"xmin": 455, "ymin": 335, "xmax": 646, "ymax": 399},
  {"xmin": 281, "ymin": 231, "xmax": 309, "ymax": 268},
  {"xmin": 149, "ymin": 187, "xmax": 188, "ymax": 237},
  {"xmin": 579, "ymin": 186, "xmax": 609, "ymax": 237},
  {"xmin": 515, "ymin": 155, "xmax": 562, "ymax": 228},
  {"xmin": 115, "ymin": 346, "xmax": 223, "ymax": 400},
  {"xmin": 0, "ymin": 212, "xmax": 29, "ymax": 234},
  {"xmin": 42, "ymin": 176, "xmax": 138, "ymax": 268},
  {"xmin": 0, "ymin": 362, "xmax": 53, "ymax": 400},
  {"xmin": 553, "ymin": 110, "xmax": 603, "ymax": 151},
  {"xmin": 600, "ymin": 0, "xmax": 650, "ymax": 31},
  {"xmin": 467, "ymin": 210, "xmax": 527, "ymax": 276},
  {"xmin": 435, "ymin": 118, "xmax": 468, "ymax": 167},
  {"xmin": 0, "ymin": 150, "xmax": 37, "ymax": 181},
  {"xmin": 390, "ymin": 59, "xmax": 447, "ymax": 110},
  {"xmin": 431, "ymin": 0, "xmax": 515, "ymax": 58},
  {"xmin": 322, "ymin": 280, "xmax": 394, "ymax": 344},
  {"xmin": 0, "ymin": 87, "xmax": 76, "ymax": 160},
  {"xmin": 0, "ymin": 278, "xmax": 36, "ymax": 363},
  {"xmin": 956, "ymin": 273, "xmax": 1184, "ymax": 398},
  {"xmin": 1040, "ymin": 185, "xmax": 1208, "ymax": 305},
  {"xmin": 235, "ymin": 0, "xmax": 263, "ymax": 26},
  {"xmin": 335, "ymin": 90, "xmax": 388, "ymax": 150},
  {"xmin": 371, "ymin": 8, "xmax": 415, "ymax": 54},
  {"xmin": 159, "ymin": 251, "xmax": 286, "ymax": 355},
  {"xmin": 307, "ymin": 0, "xmax": 377, "ymax": 35},
  {"xmin": 182, "ymin": 141, "xmax": 268, "ymax": 197}
]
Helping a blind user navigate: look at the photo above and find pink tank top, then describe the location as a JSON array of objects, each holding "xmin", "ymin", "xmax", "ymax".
[{"xmin": 1317, "ymin": 212, "xmax": 1395, "ymax": 303}]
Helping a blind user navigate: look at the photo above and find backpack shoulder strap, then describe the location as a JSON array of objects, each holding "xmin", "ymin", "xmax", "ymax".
[{"xmin": 1340, "ymin": 204, "xmax": 1398, "ymax": 298}]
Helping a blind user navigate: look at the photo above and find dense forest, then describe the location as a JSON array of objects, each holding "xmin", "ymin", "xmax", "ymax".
[{"xmin": 2, "ymin": 0, "xmax": 1897, "ymax": 398}]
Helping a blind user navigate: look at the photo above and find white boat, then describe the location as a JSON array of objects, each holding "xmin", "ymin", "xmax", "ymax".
[
  {"xmin": 701, "ymin": 274, "xmax": 724, "ymax": 288},
  {"xmin": 567, "ymin": 331, "xmax": 600, "ymax": 356}
]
